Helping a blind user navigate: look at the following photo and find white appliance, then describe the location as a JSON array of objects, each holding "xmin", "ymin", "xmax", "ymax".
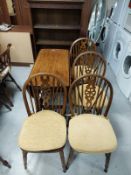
[
  {"xmin": 116, "ymin": 40, "xmax": 131, "ymax": 98},
  {"xmin": 99, "ymin": 18, "xmax": 110, "ymax": 53},
  {"xmin": 110, "ymin": 0, "xmax": 130, "ymax": 27},
  {"xmin": 103, "ymin": 19, "xmax": 118, "ymax": 62},
  {"xmin": 108, "ymin": 27, "xmax": 128, "ymax": 77}
]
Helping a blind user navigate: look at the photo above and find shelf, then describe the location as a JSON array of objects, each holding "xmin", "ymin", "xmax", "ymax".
[
  {"xmin": 36, "ymin": 39, "xmax": 72, "ymax": 46},
  {"xmin": 29, "ymin": 0, "xmax": 84, "ymax": 2},
  {"xmin": 29, "ymin": 0, "xmax": 84, "ymax": 9},
  {"xmin": 29, "ymin": 0, "xmax": 83, "ymax": 54},
  {"xmin": 34, "ymin": 24, "xmax": 80, "ymax": 30}
]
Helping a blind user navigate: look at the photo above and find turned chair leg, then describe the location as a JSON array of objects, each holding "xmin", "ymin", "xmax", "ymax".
[
  {"xmin": 66, "ymin": 147, "xmax": 74, "ymax": 170},
  {"xmin": 59, "ymin": 149, "xmax": 66, "ymax": 172},
  {"xmin": 8, "ymin": 73, "xmax": 22, "ymax": 91},
  {"xmin": 0, "ymin": 156, "xmax": 11, "ymax": 168},
  {"xmin": 22, "ymin": 150, "xmax": 27, "ymax": 169},
  {"xmin": 104, "ymin": 153, "xmax": 111, "ymax": 173}
]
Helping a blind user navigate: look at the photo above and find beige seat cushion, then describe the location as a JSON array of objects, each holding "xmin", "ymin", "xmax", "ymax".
[
  {"xmin": 73, "ymin": 84, "xmax": 108, "ymax": 109},
  {"xmin": 19, "ymin": 110, "xmax": 66, "ymax": 152},
  {"xmin": 73, "ymin": 65, "xmax": 95, "ymax": 79},
  {"xmin": 0, "ymin": 66, "xmax": 10, "ymax": 81},
  {"xmin": 68, "ymin": 114, "xmax": 117, "ymax": 153}
]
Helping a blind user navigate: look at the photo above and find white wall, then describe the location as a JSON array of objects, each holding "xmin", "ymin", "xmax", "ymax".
[{"xmin": 0, "ymin": 32, "xmax": 34, "ymax": 64}]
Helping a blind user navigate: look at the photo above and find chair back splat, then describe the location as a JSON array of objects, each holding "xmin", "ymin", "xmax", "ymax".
[
  {"xmin": 71, "ymin": 51, "xmax": 106, "ymax": 82},
  {"xmin": 69, "ymin": 74, "xmax": 113, "ymax": 117},
  {"xmin": 23, "ymin": 73, "xmax": 67, "ymax": 116}
]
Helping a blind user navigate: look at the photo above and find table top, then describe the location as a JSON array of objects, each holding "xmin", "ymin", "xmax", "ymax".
[{"xmin": 30, "ymin": 49, "xmax": 69, "ymax": 86}]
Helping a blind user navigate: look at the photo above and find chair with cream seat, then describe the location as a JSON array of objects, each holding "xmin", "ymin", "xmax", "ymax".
[
  {"xmin": 18, "ymin": 73, "xmax": 67, "ymax": 172},
  {"xmin": 71, "ymin": 51, "xmax": 106, "ymax": 112},
  {"xmin": 67, "ymin": 74, "xmax": 117, "ymax": 173},
  {"xmin": 71, "ymin": 51, "xmax": 106, "ymax": 82},
  {"xmin": 69, "ymin": 37, "xmax": 96, "ymax": 67}
]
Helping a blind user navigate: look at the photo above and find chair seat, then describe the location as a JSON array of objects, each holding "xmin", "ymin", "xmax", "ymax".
[
  {"xmin": 68, "ymin": 114, "xmax": 117, "ymax": 153},
  {"xmin": 73, "ymin": 65, "xmax": 95, "ymax": 79},
  {"xmin": 74, "ymin": 84, "xmax": 108, "ymax": 109},
  {"xmin": 19, "ymin": 110, "xmax": 66, "ymax": 152},
  {"xmin": 0, "ymin": 66, "xmax": 10, "ymax": 80}
]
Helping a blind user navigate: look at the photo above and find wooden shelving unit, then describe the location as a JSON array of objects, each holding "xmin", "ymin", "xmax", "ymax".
[{"xmin": 28, "ymin": 0, "xmax": 84, "ymax": 54}]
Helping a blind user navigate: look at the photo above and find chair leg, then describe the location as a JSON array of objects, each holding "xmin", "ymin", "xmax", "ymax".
[
  {"xmin": 0, "ymin": 156, "xmax": 11, "ymax": 168},
  {"xmin": 66, "ymin": 147, "xmax": 74, "ymax": 170},
  {"xmin": 59, "ymin": 149, "xmax": 66, "ymax": 172},
  {"xmin": 104, "ymin": 153, "xmax": 111, "ymax": 173},
  {"xmin": 22, "ymin": 150, "xmax": 27, "ymax": 169},
  {"xmin": 8, "ymin": 73, "xmax": 22, "ymax": 91},
  {"xmin": 3, "ymin": 89, "xmax": 14, "ymax": 107},
  {"xmin": 1, "ymin": 83, "xmax": 14, "ymax": 107},
  {"xmin": 0, "ymin": 99, "xmax": 11, "ymax": 111}
]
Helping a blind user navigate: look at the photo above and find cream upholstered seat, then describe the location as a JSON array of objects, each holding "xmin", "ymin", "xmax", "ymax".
[
  {"xmin": 69, "ymin": 114, "xmax": 117, "ymax": 153},
  {"xmin": 73, "ymin": 64, "xmax": 105, "ymax": 80},
  {"xmin": 73, "ymin": 65, "xmax": 94, "ymax": 79},
  {"xmin": 19, "ymin": 110, "xmax": 66, "ymax": 152}
]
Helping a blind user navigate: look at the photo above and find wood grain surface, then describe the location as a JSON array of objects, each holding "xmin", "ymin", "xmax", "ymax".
[{"xmin": 30, "ymin": 49, "xmax": 69, "ymax": 86}]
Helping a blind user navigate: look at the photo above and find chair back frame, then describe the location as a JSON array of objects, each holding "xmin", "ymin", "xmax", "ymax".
[
  {"xmin": 69, "ymin": 37, "xmax": 96, "ymax": 67},
  {"xmin": 23, "ymin": 73, "xmax": 67, "ymax": 116},
  {"xmin": 69, "ymin": 74, "xmax": 113, "ymax": 117},
  {"xmin": 71, "ymin": 51, "xmax": 106, "ymax": 82}
]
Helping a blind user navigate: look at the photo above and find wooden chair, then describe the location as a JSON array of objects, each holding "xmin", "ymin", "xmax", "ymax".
[
  {"xmin": 71, "ymin": 51, "xmax": 106, "ymax": 82},
  {"xmin": 67, "ymin": 74, "xmax": 117, "ymax": 173},
  {"xmin": 71, "ymin": 51, "xmax": 106, "ymax": 112},
  {"xmin": 0, "ymin": 44, "xmax": 21, "ymax": 107},
  {"xmin": 18, "ymin": 73, "xmax": 67, "ymax": 172},
  {"xmin": 69, "ymin": 37, "xmax": 96, "ymax": 67}
]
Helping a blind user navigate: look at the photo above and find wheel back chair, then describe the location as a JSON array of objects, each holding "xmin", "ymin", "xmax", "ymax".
[
  {"xmin": 71, "ymin": 51, "xmax": 107, "ymax": 113},
  {"xmin": 18, "ymin": 73, "xmax": 67, "ymax": 172},
  {"xmin": 71, "ymin": 51, "xmax": 106, "ymax": 82},
  {"xmin": 67, "ymin": 74, "xmax": 117, "ymax": 173},
  {"xmin": 69, "ymin": 37, "xmax": 96, "ymax": 68},
  {"xmin": 0, "ymin": 44, "xmax": 21, "ymax": 109}
]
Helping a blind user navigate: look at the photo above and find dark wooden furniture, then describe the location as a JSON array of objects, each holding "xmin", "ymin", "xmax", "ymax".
[
  {"xmin": 0, "ymin": 44, "xmax": 21, "ymax": 107},
  {"xmin": 13, "ymin": 0, "xmax": 32, "ymax": 25},
  {"xmin": 69, "ymin": 37, "xmax": 96, "ymax": 67},
  {"xmin": 0, "ymin": 156, "xmax": 11, "ymax": 168},
  {"xmin": 0, "ymin": 0, "xmax": 11, "ymax": 24},
  {"xmin": 67, "ymin": 74, "xmax": 117, "ymax": 173},
  {"xmin": 71, "ymin": 51, "xmax": 106, "ymax": 82},
  {"xmin": 19, "ymin": 73, "xmax": 67, "ymax": 172},
  {"xmin": 30, "ymin": 49, "xmax": 69, "ymax": 86},
  {"xmin": 10, "ymin": 25, "xmax": 32, "ymax": 33},
  {"xmin": 28, "ymin": 0, "xmax": 85, "ymax": 54}
]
